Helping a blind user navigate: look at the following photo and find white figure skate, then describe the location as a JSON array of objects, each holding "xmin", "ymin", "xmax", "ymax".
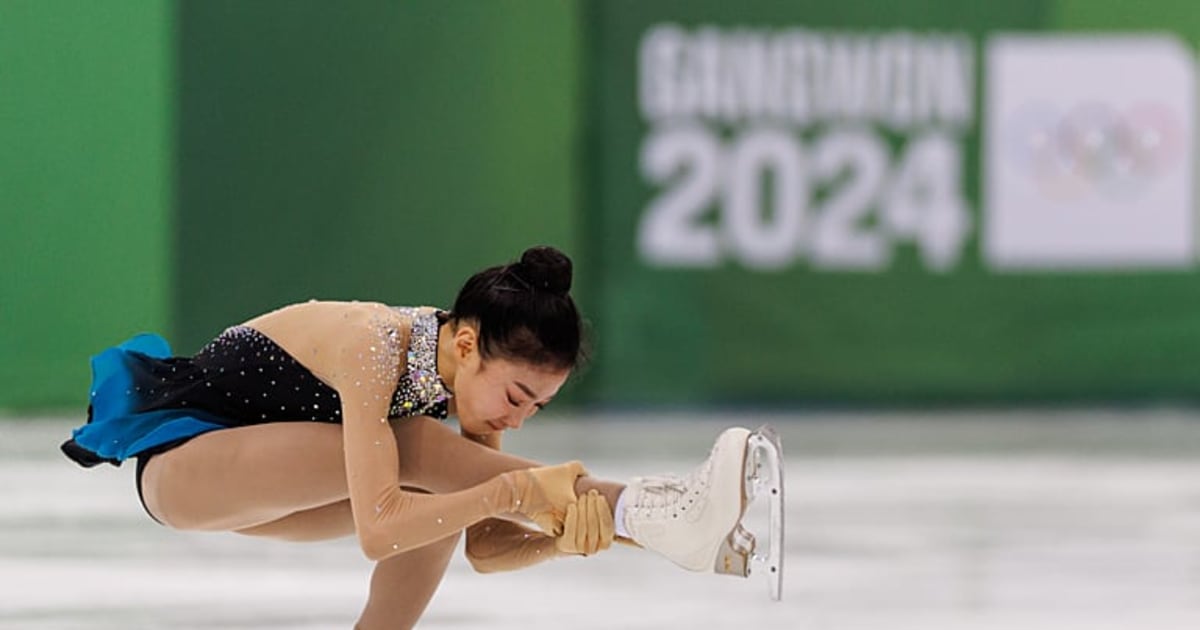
[{"xmin": 622, "ymin": 425, "xmax": 785, "ymax": 601}]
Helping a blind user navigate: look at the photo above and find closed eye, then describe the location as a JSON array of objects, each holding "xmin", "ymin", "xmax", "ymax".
[
  {"xmin": 515, "ymin": 380, "xmax": 551, "ymax": 411},
  {"xmin": 507, "ymin": 392, "xmax": 545, "ymax": 410}
]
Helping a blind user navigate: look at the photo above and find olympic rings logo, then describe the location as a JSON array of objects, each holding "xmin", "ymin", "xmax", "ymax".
[{"xmin": 1001, "ymin": 101, "xmax": 1186, "ymax": 201}]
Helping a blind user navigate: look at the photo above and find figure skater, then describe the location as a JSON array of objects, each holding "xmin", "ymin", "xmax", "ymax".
[{"xmin": 63, "ymin": 245, "xmax": 782, "ymax": 628}]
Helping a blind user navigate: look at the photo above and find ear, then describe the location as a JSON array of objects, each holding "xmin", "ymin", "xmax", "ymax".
[{"xmin": 453, "ymin": 324, "xmax": 478, "ymax": 361}]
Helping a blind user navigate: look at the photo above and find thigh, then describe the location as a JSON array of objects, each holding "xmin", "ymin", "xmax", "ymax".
[
  {"xmin": 142, "ymin": 422, "xmax": 349, "ymax": 531},
  {"xmin": 234, "ymin": 499, "xmax": 355, "ymax": 542},
  {"xmin": 355, "ymin": 531, "xmax": 462, "ymax": 630}
]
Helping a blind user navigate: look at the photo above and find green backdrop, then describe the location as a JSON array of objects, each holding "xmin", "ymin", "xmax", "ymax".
[
  {"xmin": 6, "ymin": 0, "xmax": 1200, "ymax": 410},
  {"xmin": 581, "ymin": 0, "xmax": 1200, "ymax": 406},
  {"xmin": 173, "ymin": 0, "xmax": 579, "ymax": 354},
  {"xmin": 0, "ymin": 0, "xmax": 172, "ymax": 409},
  {"xmin": 1, "ymin": 0, "xmax": 578, "ymax": 410}
]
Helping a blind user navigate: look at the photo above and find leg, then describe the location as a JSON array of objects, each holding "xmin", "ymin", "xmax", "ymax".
[
  {"xmin": 145, "ymin": 417, "xmax": 773, "ymax": 598},
  {"xmin": 355, "ymin": 531, "xmax": 462, "ymax": 630},
  {"xmin": 141, "ymin": 422, "xmax": 349, "ymax": 530},
  {"xmin": 234, "ymin": 500, "xmax": 355, "ymax": 542},
  {"xmin": 143, "ymin": 417, "xmax": 624, "ymax": 533},
  {"xmin": 234, "ymin": 490, "xmax": 462, "ymax": 628}
]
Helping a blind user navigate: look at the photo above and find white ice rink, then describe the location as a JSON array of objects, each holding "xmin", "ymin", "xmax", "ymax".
[{"xmin": 4, "ymin": 411, "xmax": 1200, "ymax": 629}]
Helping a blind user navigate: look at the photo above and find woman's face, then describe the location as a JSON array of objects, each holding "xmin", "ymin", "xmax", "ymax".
[{"xmin": 451, "ymin": 350, "xmax": 569, "ymax": 436}]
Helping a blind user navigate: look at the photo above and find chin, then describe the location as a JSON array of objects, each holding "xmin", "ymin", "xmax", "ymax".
[
  {"xmin": 474, "ymin": 420, "xmax": 504, "ymax": 435},
  {"xmin": 461, "ymin": 417, "xmax": 489, "ymax": 435}
]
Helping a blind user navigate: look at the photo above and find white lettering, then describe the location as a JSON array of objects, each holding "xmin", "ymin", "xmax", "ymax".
[{"xmin": 639, "ymin": 26, "xmax": 974, "ymax": 129}]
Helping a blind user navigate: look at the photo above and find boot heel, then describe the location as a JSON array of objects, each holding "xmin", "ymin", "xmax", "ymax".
[{"xmin": 713, "ymin": 524, "xmax": 755, "ymax": 577}]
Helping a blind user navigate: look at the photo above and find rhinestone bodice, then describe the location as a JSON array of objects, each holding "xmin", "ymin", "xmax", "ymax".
[
  {"xmin": 133, "ymin": 306, "xmax": 453, "ymax": 424},
  {"xmin": 387, "ymin": 307, "xmax": 452, "ymax": 419}
]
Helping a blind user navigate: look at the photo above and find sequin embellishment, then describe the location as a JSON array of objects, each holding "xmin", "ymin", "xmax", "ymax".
[{"xmin": 389, "ymin": 308, "xmax": 451, "ymax": 419}]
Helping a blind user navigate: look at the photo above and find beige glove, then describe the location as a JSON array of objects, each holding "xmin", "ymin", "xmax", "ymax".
[
  {"xmin": 555, "ymin": 489, "xmax": 615, "ymax": 556},
  {"xmin": 502, "ymin": 460, "xmax": 587, "ymax": 536}
]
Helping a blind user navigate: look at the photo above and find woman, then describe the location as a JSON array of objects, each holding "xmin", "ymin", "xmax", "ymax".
[{"xmin": 63, "ymin": 246, "xmax": 771, "ymax": 628}]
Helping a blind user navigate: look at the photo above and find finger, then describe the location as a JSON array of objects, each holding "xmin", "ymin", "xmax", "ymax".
[
  {"xmin": 585, "ymin": 491, "xmax": 601, "ymax": 554},
  {"xmin": 563, "ymin": 501, "xmax": 578, "ymax": 547},
  {"xmin": 596, "ymin": 492, "xmax": 614, "ymax": 551},
  {"xmin": 559, "ymin": 504, "xmax": 571, "ymax": 551},
  {"xmin": 575, "ymin": 498, "xmax": 588, "ymax": 552},
  {"xmin": 579, "ymin": 492, "xmax": 593, "ymax": 554}
]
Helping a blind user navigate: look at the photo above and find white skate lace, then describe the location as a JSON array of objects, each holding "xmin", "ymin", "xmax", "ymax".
[{"xmin": 634, "ymin": 458, "xmax": 712, "ymax": 511}]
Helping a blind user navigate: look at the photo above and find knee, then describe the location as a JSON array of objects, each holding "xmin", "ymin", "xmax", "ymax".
[
  {"xmin": 392, "ymin": 414, "xmax": 445, "ymax": 443},
  {"xmin": 140, "ymin": 455, "xmax": 199, "ymax": 530},
  {"xmin": 391, "ymin": 415, "xmax": 451, "ymax": 479},
  {"xmin": 138, "ymin": 456, "xmax": 174, "ymax": 526}
]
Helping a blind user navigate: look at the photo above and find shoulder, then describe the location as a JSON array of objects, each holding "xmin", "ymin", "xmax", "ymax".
[
  {"xmin": 243, "ymin": 300, "xmax": 408, "ymax": 386},
  {"xmin": 244, "ymin": 300, "xmax": 396, "ymax": 327}
]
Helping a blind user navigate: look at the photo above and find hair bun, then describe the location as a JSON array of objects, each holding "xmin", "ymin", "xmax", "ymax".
[{"xmin": 514, "ymin": 245, "xmax": 573, "ymax": 296}]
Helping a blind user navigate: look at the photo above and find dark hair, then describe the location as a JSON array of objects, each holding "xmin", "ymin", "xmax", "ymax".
[{"xmin": 448, "ymin": 245, "xmax": 586, "ymax": 371}]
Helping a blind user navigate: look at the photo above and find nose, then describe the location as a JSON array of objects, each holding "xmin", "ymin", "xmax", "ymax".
[{"xmin": 503, "ymin": 414, "xmax": 525, "ymax": 430}]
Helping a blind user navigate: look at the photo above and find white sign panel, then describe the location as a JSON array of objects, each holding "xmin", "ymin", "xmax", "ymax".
[{"xmin": 984, "ymin": 36, "xmax": 1195, "ymax": 270}]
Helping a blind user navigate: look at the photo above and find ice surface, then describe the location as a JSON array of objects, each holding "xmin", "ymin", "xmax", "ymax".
[{"xmin": 4, "ymin": 411, "xmax": 1200, "ymax": 629}]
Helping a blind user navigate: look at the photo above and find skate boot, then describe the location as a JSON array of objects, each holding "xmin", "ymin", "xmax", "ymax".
[{"xmin": 622, "ymin": 425, "xmax": 785, "ymax": 601}]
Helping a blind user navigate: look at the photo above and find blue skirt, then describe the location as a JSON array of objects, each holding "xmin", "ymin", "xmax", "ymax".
[{"xmin": 62, "ymin": 334, "xmax": 227, "ymax": 467}]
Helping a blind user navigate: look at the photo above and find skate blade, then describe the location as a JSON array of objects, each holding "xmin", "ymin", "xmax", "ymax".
[{"xmin": 712, "ymin": 425, "xmax": 784, "ymax": 601}]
